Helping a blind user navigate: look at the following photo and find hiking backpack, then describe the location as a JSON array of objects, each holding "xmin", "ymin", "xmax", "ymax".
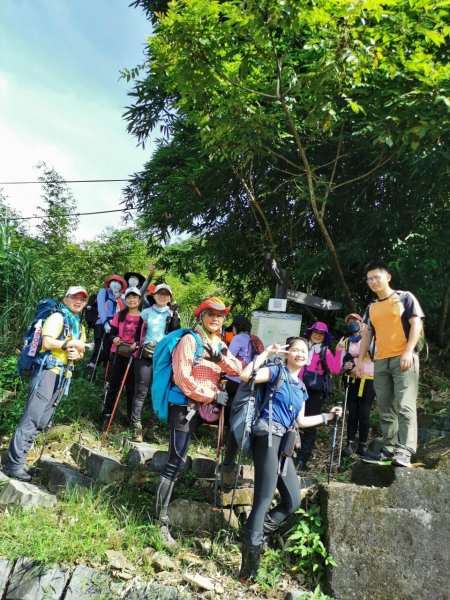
[
  {"xmin": 229, "ymin": 361, "xmax": 288, "ymax": 458},
  {"xmin": 151, "ymin": 328, "xmax": 204, "ymax": 423},
  {"xmin": 17, "ymin": 298, "xmax": 70, "ymax": 377},
  {"xmin": 302, "ymin": 346, "xmax": 334, "ymax": 397},
  {"xmin": 83, "ymin": 293, "xmax": 99, "ymax": 329}
]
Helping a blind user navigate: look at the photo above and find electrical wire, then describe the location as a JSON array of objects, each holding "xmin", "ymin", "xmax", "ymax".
[{"xmin": 6, "ymin": 207, "xmax": 137, "ymax": 221}]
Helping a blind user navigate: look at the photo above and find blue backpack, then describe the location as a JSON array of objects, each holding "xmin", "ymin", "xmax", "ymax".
[
  {"xmin": 151, "ymin": 328, "xmax": 204, "ymax": 423},
  {"xmin": 17, "ymin": 298, "xmax": 70, "ymax": 377}
]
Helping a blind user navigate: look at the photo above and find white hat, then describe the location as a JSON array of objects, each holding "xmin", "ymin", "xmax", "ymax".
[
  {"xmin": 154, "ymin": 283, "xmax": 172, "ymax": 296},
  {"xmin": 124, "ymin": 286, "xmax": 142, "ymax": 297},
  {"xmin": 65, "ymin": 286, "xmax": 88, "ymax": 298}
]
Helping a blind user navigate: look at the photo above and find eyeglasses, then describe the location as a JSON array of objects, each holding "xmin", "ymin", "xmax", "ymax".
[
  {"xmin": 205, "ymin": 310, "xmax": 226, "ymax": 319},
  {"xmin": 68, "ymin": 295, "xmax": 87, "ymax": 302},
  {"xmin": 366, "ymin": 275, "xmax": 384, "ymax": 283}
]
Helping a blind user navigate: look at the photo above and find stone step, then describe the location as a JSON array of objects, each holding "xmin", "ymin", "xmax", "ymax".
[
  {"xmin": 0, "ymin": 478, "xmax": 56, "ymax": 510},
  {"xmin": 5, "ymin": 557, "xmax": 70, "ymax": 600},
  {"xmin": 70, "ymin": 443, "xmax": 128, "ymax": 484}
]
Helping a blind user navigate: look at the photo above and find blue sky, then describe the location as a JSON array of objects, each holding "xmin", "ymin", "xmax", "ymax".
[{"xmin": 0, "ymin": 0, "xmax": 153, "ymax": 240}]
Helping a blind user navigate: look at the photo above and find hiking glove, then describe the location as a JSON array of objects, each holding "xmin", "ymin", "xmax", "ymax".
[
  {"xmin": 104, "ymin": 321, "xmax": 111, "ymax": 334},
  {"xmin": 205, "ymin": 344, "xmax": 222, "ymax": 363}
]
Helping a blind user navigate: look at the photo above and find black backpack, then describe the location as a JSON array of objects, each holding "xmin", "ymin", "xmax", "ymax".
[{"xmin": 83, "ymin": 293, "xmax": 98, "ymax": 329}]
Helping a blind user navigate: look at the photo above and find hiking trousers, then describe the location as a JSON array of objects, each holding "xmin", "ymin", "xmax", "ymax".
[
  {"xmin": 244, "ymin": 432, "xmax": 301, "ymax": 546},
  {"xmin": 130, "ymin": 357, "xmax": 153, "ymax": 427},
  {"xmin": 374, "ymin": 354, "xmax": 419, "ymax": 455},
  {"xmin": 345, "ymin": 377, "xmax": 375, "ymax": 444},
  {"xmin": 6, "ymin": 369, "xmax": 62, "ymax": 470},
  {"xmin": 102, "ymin": 354, "xmax": 135, "ymax": 421}
]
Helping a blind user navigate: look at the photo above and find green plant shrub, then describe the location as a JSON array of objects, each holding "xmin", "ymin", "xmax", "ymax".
[
  {"xmin": 286, "ymin": 504, "xmax": 337, "ymax": 586},
  {"xmin": 0, "ymin": 355, "xmax": 21, "ymax": 394}
]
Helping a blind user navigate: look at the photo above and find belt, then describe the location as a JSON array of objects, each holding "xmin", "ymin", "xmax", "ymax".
[{"xmin": 348, "ymin": 374, "xmax": 374, "ymax": 397}]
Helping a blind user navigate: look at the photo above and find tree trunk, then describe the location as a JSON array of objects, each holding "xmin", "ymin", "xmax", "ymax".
[{"xmin": 436, "ymin": 280, "xmax": 450, "ymax": 348}]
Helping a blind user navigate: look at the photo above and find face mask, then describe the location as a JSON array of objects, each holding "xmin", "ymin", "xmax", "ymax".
[
  {"xmin": 347, "ymin": 321, "xmax": 361, "ymax": 334},
  {"xmin": 128, "ymin": 276, "xmax": 139, "ymax": 287},
  {"xmin": 109, "ymin": 281, "xmax": 121, "ymax": 293}
]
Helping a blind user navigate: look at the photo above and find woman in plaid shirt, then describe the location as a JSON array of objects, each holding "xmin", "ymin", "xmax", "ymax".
[{"xmin": 156, "ymin": 297, "xmax": 242, "ymax": 546}]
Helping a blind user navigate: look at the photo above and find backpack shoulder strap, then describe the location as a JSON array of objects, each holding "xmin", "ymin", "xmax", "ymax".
[{"xmin": 319, "ymin": 345, "xmax": 330, "ymax": 374}]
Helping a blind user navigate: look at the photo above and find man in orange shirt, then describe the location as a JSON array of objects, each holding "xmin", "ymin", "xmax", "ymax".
[{"xmin": 356, "ymin": 261, "xmax": 424, "ymax": 467}]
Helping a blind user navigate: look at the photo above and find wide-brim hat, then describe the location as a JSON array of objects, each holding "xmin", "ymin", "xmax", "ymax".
[
  {"xmin": 103, "ymin": 274, "xmax": 127, "ymax": 292},
  {"xmin": 194, "ymin": 297, "xmax": 231, "ymax": 319},
  {"xmin": 304, "ymin": 321, "xmax": 333, "ymax": 345},
  {"xmin": 345, "ymin": 313, "xmax": 363, "ymax": 323},
  {"xmin": 123, "ymin": 272, "xmax": 146, "ymax": 287},
  {"xmin": 146, "ymin": 284, "xmax": 156, "ymax": 294}
]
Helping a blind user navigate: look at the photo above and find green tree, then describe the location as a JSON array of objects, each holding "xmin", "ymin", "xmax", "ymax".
[{"xmin": 124, "ymin": 0, "xmax": 449, "ymax": 339}]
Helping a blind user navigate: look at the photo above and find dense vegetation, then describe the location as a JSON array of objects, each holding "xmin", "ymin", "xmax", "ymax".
[{"xmin": 122, "ymin": 0, "xmax": 450, "ymax": 344}]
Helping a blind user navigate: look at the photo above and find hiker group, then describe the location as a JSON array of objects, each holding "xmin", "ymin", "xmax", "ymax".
[{"xmin": 2, "ymin": 260, "xmax": 425, "ymax": 584}]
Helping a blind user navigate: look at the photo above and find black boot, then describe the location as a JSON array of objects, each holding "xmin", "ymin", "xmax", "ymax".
[
  {"xmin": 357, "ymin": 442, "xmax": 369, "ymax": 457},
  {"xmin": 239, "ymin": 543, "xmax": 263, "ymax": 583},
  {"xmin": 156, "ymin": 476, "xmax": 177, "ymax": 548},
  {"xmin": 342, "ymin": 440, "xmax": 355, "ymax": 457}
]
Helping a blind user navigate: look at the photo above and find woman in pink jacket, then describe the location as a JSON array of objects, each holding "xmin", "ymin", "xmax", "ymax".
[{"xmin": 295, "ymin": 321, "xmax": 344, "ymax": 471}]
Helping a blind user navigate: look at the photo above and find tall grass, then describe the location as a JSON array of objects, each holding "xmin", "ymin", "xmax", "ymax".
[{"xmin": 0, "ymin": 223, "xmax": 43, "ymax": 356}]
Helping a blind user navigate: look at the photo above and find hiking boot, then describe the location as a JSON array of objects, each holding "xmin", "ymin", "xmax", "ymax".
[
  {"xmin": 342, "ymin": 441, "xmax": 355, "ymax": 457},
  {"xmin": 159, "ymin": 517, "xmax": 177, "ymax": 548},
  {"xmin": 131, "ymin": 424, "xmax": 143, "ymax": 443},
  {"xmin": 296, "ymin": 459, "xmax": 309, "ymax": 472},
  {"xmin": 239, "ymin": 543, "xmax": 263, "ymax": 584},
  {"xmin": 357, "ymin": 442, "xmax": 369, "ymax": 458},
  {"xmin": 391, "ymin": 451, "xmax": 412, "ymax": 468},
  {"xmin": 362, "ymin": 447, "xmax": 393, "ymax": 464},
  {"xmin": 2, "ymin": 466, "xmax": 32, "ymax": 482}
]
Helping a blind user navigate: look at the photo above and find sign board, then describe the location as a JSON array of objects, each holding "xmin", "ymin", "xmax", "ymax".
[
  {"xmin": 287, "ymin": 289, "xmax": 342, "ymax": 311},
  {"xmin": 251, "ymin": 311, "xmax": 302, "ymax": 348},
  {"xmin": 268, "ymin": 298, "xmax": 287, "ymax": 312}
]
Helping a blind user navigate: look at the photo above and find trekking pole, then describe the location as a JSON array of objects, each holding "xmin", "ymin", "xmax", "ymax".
[
  {"xmin": 327, "ymin": 402, "xmax": 342, "ymax": 484},
  {"xmin": 90, "ymin": 332, "xmax": 106, "ymax": 381},
  {"xmin": 337, "ymin": 375, "xmax": 350, "ymax": 468},
  {"xmin": 212, "ymin": 403, "xmax": 226, "ymax": 535},
  {"xmin": 101, "ymin": 353, "xmax": 134, "ymax": 446}
]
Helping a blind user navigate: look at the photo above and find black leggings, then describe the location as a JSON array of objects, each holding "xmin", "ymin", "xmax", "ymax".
[
  {"xmin": 130, "ymin": 357, "xmax": 153, "ymax": 427},
  {"xmin": 162, "ymin": 404, "xmax": 204, "ymax": 482},
  {"xmin": 345, "ymin": 377, "xmax": 375, "ymax": 444},
  {"xmin": 244, "ymin": 433, "xmax": 301, "ymax": 546},
  {"xmin": 102, "ymin": 354, "xmax": 135, "ymax": 420}
]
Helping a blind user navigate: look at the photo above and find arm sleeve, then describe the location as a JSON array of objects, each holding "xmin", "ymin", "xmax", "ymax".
[
  {"xmin": 403, "ymin": 292, "xmax": 425, "ymax": 319},
  {"xmin": 97, "ymin": 288, "xmax": 108, "ymax": 324},
  {"xmin": 41, "ymin": 313, "xmax": 64, "ymax": 340},
  {"xmin": 216, "ymin": 346, "xmax": 243, "ymax": 376},
  {"xmin": 325, "ymin": 348, "xmax": 344, "ymax": 374}
]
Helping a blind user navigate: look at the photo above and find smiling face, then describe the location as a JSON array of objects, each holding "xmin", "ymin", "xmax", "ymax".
[
  {"xmin": 125, "ymin": 293, "xmax": 140, "ymax": 309},
  {"xmin": 64, "ymin": 293, "xmax": 88, "ymax": 315},
  {"xmin": 310, "ymin": 330, "xmax": 325, "ymax": 345},
  {"xmin": 154, "ymin": 289, "xmax": 171, "ymax": 308},
  {"xmin": 286, "ymin": 339, "xmax": 309, "ymax": 369},
  {"xmin": 201, "ymin": 309, "xmax": 226, "ymax": 334}
]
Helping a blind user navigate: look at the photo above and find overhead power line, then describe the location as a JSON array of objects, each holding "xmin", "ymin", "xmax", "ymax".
[
  {"xmin": 6, "ymin": 208, "xmax": 137, "ymax": 221},
  {"xmin": 0, "ymin": 179, "xmax": 130, "ymax": 185}
]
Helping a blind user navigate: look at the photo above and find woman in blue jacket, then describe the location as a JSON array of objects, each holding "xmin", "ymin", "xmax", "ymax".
[{"xmin": 238, "ymin": 338, "xmax": 342, "ymax": 584}]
